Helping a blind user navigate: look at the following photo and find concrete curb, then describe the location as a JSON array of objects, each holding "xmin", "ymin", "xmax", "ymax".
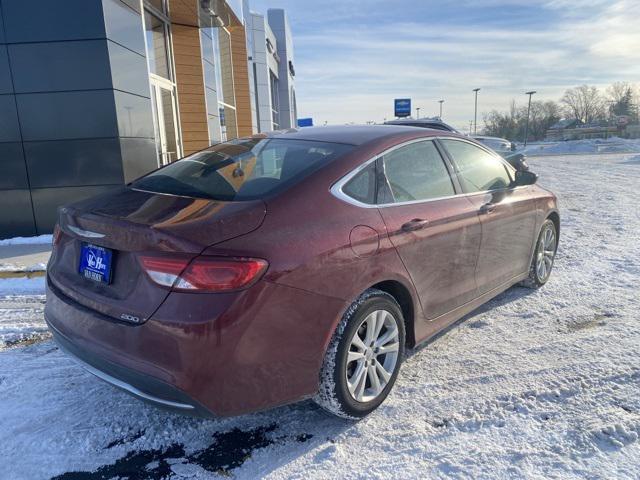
[{"xmin": 0, "ymin": 270, "xmax": 46, "ymax": 279}]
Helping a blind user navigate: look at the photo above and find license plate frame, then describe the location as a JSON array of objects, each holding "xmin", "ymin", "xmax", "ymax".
[{"xmin": 78, "ymin": 243, "xmax": 113, "ymax": 284}]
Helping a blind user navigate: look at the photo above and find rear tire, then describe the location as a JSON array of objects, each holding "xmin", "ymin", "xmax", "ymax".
[
  {"xmin": 314, "ymin": 289, "xmax": 405, "ymax": 419},
  {"xmin": 521, "ymin": 219, "xmax": 557, "ymax": 288}
]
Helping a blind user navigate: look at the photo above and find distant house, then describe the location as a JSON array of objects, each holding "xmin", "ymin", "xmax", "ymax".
[{"xmin": 545, "ymin": 118, "xmax": 618, "ymax": 141}]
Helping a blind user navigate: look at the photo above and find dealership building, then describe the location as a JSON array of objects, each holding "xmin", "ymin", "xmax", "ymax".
[{"xmin": 0, "ymin": 0, "xmax": 296, "ymax": 238}]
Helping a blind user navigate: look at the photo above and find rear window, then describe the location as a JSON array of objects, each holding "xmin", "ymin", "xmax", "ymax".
[{"xmin": 131, "ymin": 138, "xmax": 353, "ymax": 201}]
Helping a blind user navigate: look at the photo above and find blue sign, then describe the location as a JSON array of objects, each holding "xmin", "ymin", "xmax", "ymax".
[
  {"xmin": 394, "ymin": 98, "xmax": 411, "ymax": 118},
  {"xmin": 79, "ymin": 244, "xmax": 113, "ymax": 283},
  {"xmin": 297, "ymin": 117, "xmax": 314, "ymax": 127}
]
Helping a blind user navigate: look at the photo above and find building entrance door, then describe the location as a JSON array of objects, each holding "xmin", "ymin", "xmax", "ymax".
[
  {"xmin": 149, "ymin": 76, "xmax": 180, "ymax": 165},
  {"xmin": 143, "ymin": 3, "xmax": 181, "ymax": 166}
]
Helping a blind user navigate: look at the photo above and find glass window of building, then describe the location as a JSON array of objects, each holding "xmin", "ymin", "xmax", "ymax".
[
  {"xmin": 269, "ymin": 71, "xmax": 279, "ymax": 129},
  {"xmin": 142, "ymin": 2, "xmax": 181, "ymax": 165},
  {"xmin": 212, "ymin": 27, "xmax": 238, "ymax": 141},
  {"xmin": 144, "ymin": 10, "xmax": 171, "ymax": 79}
]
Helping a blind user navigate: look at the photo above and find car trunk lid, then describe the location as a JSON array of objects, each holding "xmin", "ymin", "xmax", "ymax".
[{"xmin": 48, "ymin": 187, "xmax": 266, "ymax": 323}]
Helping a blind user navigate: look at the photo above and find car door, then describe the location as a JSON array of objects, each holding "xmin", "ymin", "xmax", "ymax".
[
  {"xmin": 375, "ymin": 140, "xmax": 482, "ymax": 320},
  {"xmin": 438, "ymin": 138, "xmax": 537, "ymax": 295}
]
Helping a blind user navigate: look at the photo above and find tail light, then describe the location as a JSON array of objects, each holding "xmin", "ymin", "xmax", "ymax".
[
  {"xmin": 52, "ymin": 224, "xmax": 62, "ymax": 248},
  {"xmin": 138, "ymin": 255, "xmax": 268, "ymax": 292}
]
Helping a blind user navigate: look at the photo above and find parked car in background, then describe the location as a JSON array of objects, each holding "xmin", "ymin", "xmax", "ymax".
[
  {"xmin": 45, "ymin": 125, "xmax": 559, "ymax": 420},
  {"xmin": 473, "ymin": 135, "xmax": 517, "ymax": 155},
  {"xmin": 384, "ymin": 117, "xmax": 461, "ymax": 133},
  {"xmin": 474, "ymin": 135, "xmax": 530, "ymax": 171}
]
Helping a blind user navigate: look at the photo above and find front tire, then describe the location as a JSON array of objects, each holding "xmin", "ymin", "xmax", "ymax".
[
  {"xmin": 314, "ymin": 289, "xmax": 405, "ymax": 419},
  {"xmin": 522, "ymin": 219, "xmax": 557, "ymax": 288}
]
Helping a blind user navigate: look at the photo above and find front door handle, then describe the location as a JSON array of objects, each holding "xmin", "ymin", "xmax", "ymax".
[
  {"xmin": 401, "ymin": 218, "xmax": 430, "ymax": 232},
  {"xmin": 479, "ymin": 203, "xmax": 496, "ymax": 214}
]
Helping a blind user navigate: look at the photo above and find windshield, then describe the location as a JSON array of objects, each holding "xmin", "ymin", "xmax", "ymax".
[{"xmin": 132, "ymin": 138, "xmax": 353, "ymax": 201}]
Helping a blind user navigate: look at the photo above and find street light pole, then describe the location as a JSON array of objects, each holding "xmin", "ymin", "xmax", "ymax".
[
  {"xmin": 438, "ymin": 99, "xmax": 444, "ymax": 119},
  {"xmin": 416, "ymin": 107, "xmax": 421, "ymax": 119},
  {"xmin": 472, "ymin": 88, "xmax": 481, "ymax": 135},
  {"xmin": 524, "ymin": 90, "xmax": 536, "ymax": 147}
]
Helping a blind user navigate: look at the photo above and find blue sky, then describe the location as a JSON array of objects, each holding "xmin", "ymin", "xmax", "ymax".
[{"xmin": 250, "ymin": 0, "xmax": 640, "ymax": 130}]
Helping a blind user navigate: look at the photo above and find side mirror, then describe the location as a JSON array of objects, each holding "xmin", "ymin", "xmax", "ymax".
[
  {"xmin": 505, "ymin": 152, "xmax": 529, "ymax": 171},
  {"xmin": 514, "ymin": 170, "xmax": 538, "ymax": 187}
]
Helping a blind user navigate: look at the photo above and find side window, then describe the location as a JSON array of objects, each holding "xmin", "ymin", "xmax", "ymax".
[
  {"xmin": 440, "ymin": 139, "xmax": 512, "ymax": 193},
  {"xmin": 342, "ymin": 163, "xmax": 376, "ymax": 204},
  {"xmin": 382, "ymin": 141, "xmax": 455, "ymax": 203}
]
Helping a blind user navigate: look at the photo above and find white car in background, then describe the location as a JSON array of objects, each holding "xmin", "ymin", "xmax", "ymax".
[
  {"xmin": 474, "ymin": 135, "xmax": 529, "ymax": 171},
  {"xmin": 473, "ymin": 135, "xmax": 517, "ymax": 155}
]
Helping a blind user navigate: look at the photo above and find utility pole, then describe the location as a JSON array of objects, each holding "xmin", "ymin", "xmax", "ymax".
[
  {"xmin": 472, "ymin": 88, "xmax": 481, "ymax": 135},
  {"xmin": 416, "ymin": 107, "xmax": 421, "ymax": 119},
  {"xmin": 469, "ymin": 120, "xmax": 473, "ymax": 135},
  {"xmin": 438, "ymin": 99, "xmax": 444, "ymax": 119},
  {"xmin": 524, "ymin": 91, "xmax": 536, "ymax": 147}
]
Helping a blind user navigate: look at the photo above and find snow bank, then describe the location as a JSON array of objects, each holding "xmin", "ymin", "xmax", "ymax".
[
  {"xmin": 522, "ymin": 137, "xmax": 640, "ymax": 156},
  {"xmin": 0, "ymin": 234, "xmax": 52, "ymax": 246}
]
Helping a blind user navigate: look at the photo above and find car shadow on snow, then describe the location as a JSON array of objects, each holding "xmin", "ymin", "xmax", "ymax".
[{"xmin": 407, "ymin": 284, "xmax": 538, "ymax": 357}]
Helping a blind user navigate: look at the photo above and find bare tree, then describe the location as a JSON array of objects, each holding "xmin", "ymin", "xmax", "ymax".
[
  {"xmin": 483, "ymin": 100, "xmax": 560, "ymax": 141},
  {"xmin": 560, "ymin": 85, "xmax": 606, "ymax": 124},
  {"xmin": 607, "ymin": 82, "xmax": 638, "ymax": 117},
  {"xmin": 607, "ymin": 82, "xmax": 633, "ymax": 104}
]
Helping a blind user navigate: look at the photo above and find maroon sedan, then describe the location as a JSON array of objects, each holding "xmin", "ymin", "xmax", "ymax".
[{"xmin": 45, "ymin": 125, "xmax": 559, "ymax": 419}]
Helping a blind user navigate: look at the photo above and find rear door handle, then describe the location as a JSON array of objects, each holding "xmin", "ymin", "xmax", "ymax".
[
  {"xmin": 479, "ymin": 203, "xmax": 496, "ymax": 214},
  {"xmin": 401, "ymin": 218, "xmax": 430, "ymax": 232}
]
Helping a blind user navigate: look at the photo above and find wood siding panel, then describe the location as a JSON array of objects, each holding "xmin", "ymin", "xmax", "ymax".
[{"xmin": 171, "ymin": 24, "xmax": 209, "ymax": 155}]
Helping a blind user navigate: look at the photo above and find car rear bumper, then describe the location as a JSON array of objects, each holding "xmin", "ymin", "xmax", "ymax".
[
  {"xmin": 47, "ymin": 317, "xmax": 213, "ymax": 416},
  {"xmin": 45, "ymin": 276, "xmax": 347, "ymax": 417}
]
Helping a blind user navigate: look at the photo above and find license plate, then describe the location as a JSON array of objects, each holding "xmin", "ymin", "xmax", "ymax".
[{"xmin": 79, "ymin": 244, "xmax": 113, "ymax": 284}]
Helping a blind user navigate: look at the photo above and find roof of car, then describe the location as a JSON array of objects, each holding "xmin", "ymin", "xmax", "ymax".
[
  {"xmin": 474, "ymin": 135, "xmax": 510, "ymax": 142},
  {"xmin": 384, "ymin": 118, "xmax": 459, "ymax": 132},
  {"xmin": 265, "ymin": 125, "xmax": 450, "ymax": 146}
]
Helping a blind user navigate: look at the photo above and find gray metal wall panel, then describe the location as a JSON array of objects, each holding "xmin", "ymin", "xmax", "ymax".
[
  {"xmin": 8, "ymin": 40, "xmax": 111, "ymax": 93},
  {"xmin": 114, "ymin": 90, "xmax": 154, "ymax": 138},
  {"xmin": 0, "ymin": 46, "xmax": 12, "ymax": 94},
  {"xmin": 0, "ymin": 189, "xmax": 36, "ymax": 239},
  {"xmin": 107, "ymin": 40, "xmax": 150, "ymax": 98},
  {"xmin": 0, "ymin": 142, "xmax": 28, "ymax": 189},
  {"xmin": 31, "ymin": 185, "xmax": 120, "ymax": 233},
  {"xmin": 119, "ymin": 138, "xmax": 157, "ymax": 182},
  {"xmin": 0, "ymin": 2, "xmax": 5, "ymax": 44},
  {"xmin": 2, "ymin": 0, "xmax": 106, "ymax": 43},
  {"xmin": 24, "ymin": 138, "xmax": 125, "ymax": 188},
  {"xmin": 102, "ymin": 0, "xmax": 145, "ymax": 56},
  {"xmin": 0, "ymin": 94, "xmax": 20, "ymax": 142},
  {"xmin": 16, "ymin": 90, "xmax": 118, "ymax": 141}
]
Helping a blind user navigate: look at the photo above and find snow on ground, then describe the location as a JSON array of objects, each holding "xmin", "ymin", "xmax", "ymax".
[
  {"xmin": 0, "ymin": 278, "xmax": 48, "ymax": 349},
  {"xmin": 0, "ymin": 262, "xmax": 47, "ymax": 273},
  {"xmin": 520, "ymin": 137, "xmax": 640, "ymax": 156},
  {"xmin": 0, "ymin": 234, "xmax": 52, "ymax": 246},
  {"xmin": 1, "ymin": 152, "xmax": 639, "ymax": 479}
]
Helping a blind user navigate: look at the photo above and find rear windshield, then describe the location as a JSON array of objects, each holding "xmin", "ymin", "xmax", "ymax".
[{"xmin": 131, "ymin": 138, "xmax": 353, "ymax": 201}]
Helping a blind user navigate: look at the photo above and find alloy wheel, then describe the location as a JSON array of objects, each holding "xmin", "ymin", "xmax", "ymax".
[
  {"xmin": 536, "ymin": 225, "xmax": 556, "ymax": 282},
  {"xmin": 345, "ymin": 310, "xmax": 400, "ymax": 403}
]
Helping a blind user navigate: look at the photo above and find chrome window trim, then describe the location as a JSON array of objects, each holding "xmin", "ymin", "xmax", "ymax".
[
  {"xmin": 67, "ymin": 225, "xmax": 106, "ymax": 239},
  {"xmin": 330, "ymin": 136, "xmax": 521, "ymax": 209}
]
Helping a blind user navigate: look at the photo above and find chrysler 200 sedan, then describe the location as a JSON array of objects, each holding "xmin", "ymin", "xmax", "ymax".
[{"xmin": 45, "ymin": 125, "xmax": 559, "ymax": 419}]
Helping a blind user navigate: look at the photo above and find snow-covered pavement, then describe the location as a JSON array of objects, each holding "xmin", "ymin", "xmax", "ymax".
[{"xmin": 1, "ymin": 152, "xmax": 639, "ymax": 479}]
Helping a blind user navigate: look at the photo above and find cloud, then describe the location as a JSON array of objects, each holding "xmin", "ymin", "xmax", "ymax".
[{"xmin": 251, "ymin": 0, "xmax": 640, "ymax": 128}]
